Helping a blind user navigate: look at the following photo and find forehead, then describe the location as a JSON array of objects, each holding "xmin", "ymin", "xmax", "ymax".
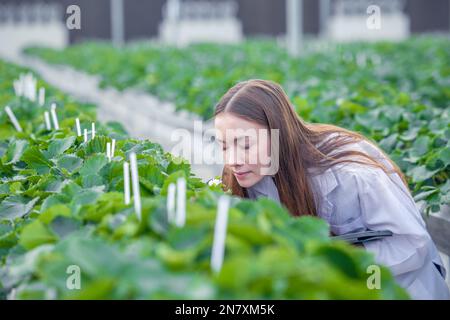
[
  {"xmin": 214, "ymin": 113, "xmax": 268, "ymax": 142},
  {"xmin": 214, "ymin": 113, "xmax": 266, "ymax": 135}
]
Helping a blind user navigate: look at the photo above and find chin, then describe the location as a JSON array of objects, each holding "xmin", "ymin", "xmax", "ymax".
[
  {"xmin": 236, "ymin": 180, "xmax": 253, "ymax": 188},
  {"xmin": 235, "ymin": 174, "xmax": 262, "ymax": 188}
]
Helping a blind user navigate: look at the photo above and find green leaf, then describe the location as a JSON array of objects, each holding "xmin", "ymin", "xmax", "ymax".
[
  {"xmin": 0, "ymin": 183, "xmax": 10, "ymax": 196},
  {"xmin": 39, "ymin": 204, "xmax": 72, "ymax": 224},
  {"xmin": 81, "ymin": 174, "xmax": 104, "ymax": 188},
  {"xmin": 45, "ymin": 136, "xmax": 76, "ymax": 159},
  {"xmin": 40, "ymin": 181, "xmax": 82, "ymax": 211},
  {"xmin": 22, "ymin": 146, "xmax": 53, "ymax": 174},
  {"xmin": 71, "ymin": 187, "xmax": 104, "ymax": 213},
  {"xmin": 79, "ymin": 154, "xmax": 108, "ymax": 176},
  {"xmin": 40, "ymin": 194, "xmax": 66, "ymax": 212},
  {"xmin": 438, "ymin": 147, "xmax": 450, "ymax": 166},
  {"xmin": 19, "ymin": 220, "xmax": 58, "ymax": 250},
  {"xmin": 160, "ymin": 170, "xmax": 187, "ymax": 196},
  {"xmin": 84, "ymin": 136, "xmax": 108, "ymax": 155},
  {"xmin": 0, "ymin": 196, "xmax": 40, "ymax": 221},
  {"xmin": 0, "ymin": 223, "xmax": 17, "ymax": 248},
  {"xmin": 56, "ymin": 154, "xmax": 83, "ymax": 174},
  {"xmin": 441, "ymin": 180, "xmax": 450, "ymax": 193},
  {"xmin": 378, "ymin": 134, "xmax": 398, "ymax": 153},
  {"xmin": 410, "ymin": 136, "xmax": 430, "ymax": 157},
  {"xmin": 413, "ymin": 189, "xmax": 439, "ymax": 202},
  {"xmin": 9, "ymin": 181, "xmax": 23, "ymax": 194},
  {"xmin": 312, "ymin": 243, "xmax": 362, "ymax": 278},
  {"xmin": 49, "ymin": 217, "xmax": 81, "ymax": 239},
  {"xmin": 338, "ymin": 100, "xmax": 366, "ymax": 114},
  {"xmin": 4, "ymin": 139, "xmax": 28, "ymax": 165},
  {"xmin": 36, "ymin": 175, "xmax": 68, "ymax": 193},
  {"xmin": 409, "ymin": 165, "xmax": 439, "ymax": 182},
  {"xmin": 399, "ymin": 127, "xmax": 420, "ymax": 141},
  {"xmin": 80, "ymin": 192, "xmax": 127, "ymax": 222}
]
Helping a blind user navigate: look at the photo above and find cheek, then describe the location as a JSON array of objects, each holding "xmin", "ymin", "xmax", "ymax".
[
  {"xmin": 252, "ymin": 139, "xmax": 271, "ymax": 167},
  {"xmin": 261, "ymin": 141, "xmax": 271, "ymax": 162},
  {"xmin": 247, "ymin": 147, "xmax": 259, "ymax": 165},
  {"xmin": 247, "ymin": 172, "xmax": 264, "ymax": 187},
  {"xmin": 249, "ymin": 172, "xmax": 263, "ymax": 185}
]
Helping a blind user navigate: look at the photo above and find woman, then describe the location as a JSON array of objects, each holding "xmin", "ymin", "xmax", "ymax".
[{"xmin": 213, "ymin": 79, "xmax": 449, "ymax": 300}]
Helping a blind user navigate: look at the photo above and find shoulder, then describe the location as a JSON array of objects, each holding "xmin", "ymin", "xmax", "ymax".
[
  {"xmin": 309, "ymin": 164, "xmax": 368, "ymax": 234},
  {"xmin": 309, "ymin": 160, "xmax": 383, "ymax": 198},
  {"xmin": 311, "ymin": 137, "xmax": 397, "ymax": 195},
  {"xmin": 332, "ymin": 161, "xmax": 384, "ymax": 190},
  {"xmin": 309, "ymin": 161, "xmax": 403, "ymax": 233}
]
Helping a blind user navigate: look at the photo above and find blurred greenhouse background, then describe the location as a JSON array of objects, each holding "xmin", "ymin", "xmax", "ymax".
[
  {"xmin": 0, "ymin": 0, "xmax": 449, "ymax": 56},
  {"xmin": 0, "ymin": 0, "xmax": 449, "ymax": 299}
]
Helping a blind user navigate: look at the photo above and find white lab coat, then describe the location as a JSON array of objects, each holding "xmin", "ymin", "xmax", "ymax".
[
  {"xmin": 308, "ymin": 139, "xmax": 450, "ymax": 300},
  {"xmin": 243, "ymin": 137, "xmax": 449, "ymax": 299}
]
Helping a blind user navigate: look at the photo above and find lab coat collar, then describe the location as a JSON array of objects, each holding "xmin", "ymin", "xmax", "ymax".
[
  {"xmin": 308, "ymin": 167, "xmax": 339, "ymax": 219},
  {"xmin": 246, "ymin": 175, "xmax": 280, "ymax": 203},
  {"xmin": 308, "ymin": 167, "xmax": 339, "ymax": 197}
]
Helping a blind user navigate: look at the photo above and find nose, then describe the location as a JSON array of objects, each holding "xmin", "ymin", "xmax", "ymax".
[{"xmin": 224, "ymin": 146, "xmax": 245, "ymax": 167}]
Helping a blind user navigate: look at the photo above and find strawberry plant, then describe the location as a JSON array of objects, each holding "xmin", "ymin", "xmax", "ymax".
[
  {"xmin": 24, "ymin": 36, "xmax": 450, "ymax": 214},
  {"xmin": 0, "ymin": 60, "xmax": 408, "ymax": 299}
]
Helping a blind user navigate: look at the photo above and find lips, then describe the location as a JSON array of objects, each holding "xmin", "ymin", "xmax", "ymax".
[{"xmin": 233, "ymin": 171, "xmax": 250, "ymax": 179}]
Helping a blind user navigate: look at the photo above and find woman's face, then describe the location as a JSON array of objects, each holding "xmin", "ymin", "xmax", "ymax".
[{"xmin": 214, "ymin": 113, "xmax": 271, "ymax": 188}]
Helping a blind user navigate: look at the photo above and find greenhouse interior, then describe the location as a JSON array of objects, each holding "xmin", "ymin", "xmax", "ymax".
[{"xmin": 0, "ymin": 0, "xmax": 449, "ymax": 309}]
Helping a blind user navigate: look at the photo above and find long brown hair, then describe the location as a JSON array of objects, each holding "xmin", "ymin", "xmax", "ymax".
[{"xmin": 215, "ymin": 79, "xmax": 407, "ymax": 217}]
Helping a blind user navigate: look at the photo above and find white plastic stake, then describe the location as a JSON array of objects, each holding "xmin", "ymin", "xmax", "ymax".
[
  {"xmin": 24, "ymin": 74, "xmax": 35, "ymax": 101},
  {"xmin": 106, "ymin": 142, "xmax": 111, "ymax": 162},
  {"xmin": 44, "ymin": 111, "xmax": 51, "ymax": 130},
  {"xmin": 211, "ymin": 195, "xmax": 231, "ymax": 273},
  {"xmin": 38, "ymin": 87, "xmax": 45, "ymax": 106},
  {"xmin": 18, "ymin": 74, "xmax": 25, "ymax": 97},
  {"xmin": 29, "ymin": 77, "xmax": 36, "ymax": 102},
  {"xmin": 123, "ymin": 161, "xmax": 130, "ymax": 205},
  {"xmin": 51, "ymin": 102, "xmax": 56, "ymax": 111},
  {"xmin": 50, "ymin": 106, "xmax": 59, "ymax": 130},
  {"xmin": 4, "ymin": 106, "xmax": 22, "ymax": 132},
  {"xmin": 75, "ymin": 118, "xmax": 81, "ymax": 136},
  {"xmin": 21, "ymin": 77, "xmax": 26, "ymax": 97},
  {"xmin": 111, "ymin": 139, "xmax": 116, "ymax": 160},
  {"xmin": 91, "ymin": 122, "xmax": 96, "ymax": 139},
  {"xmin": 24, "ymin": 76, "xmax": 31, "ymax": 100},
  {"xmin": 13, "ymin": 80, "xmax": 23, "ymax": 97},
  {"xmin": 129, "ymin": 153, "xmax": 141, "ymax": 220},
  {"xmin": 19, "ymin": 74, "xmax": 27, "ymax": 97},
  {"xmin": 84, "ymin": 128, "xmax": 88, "ymax": 143},
  {"xmin": 175, "ymin": 177, "xmax": 186, "ymax": 227},
  {"xmin": 167, "ymin": 183, "xmax": 176, "ymax": 224}
]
